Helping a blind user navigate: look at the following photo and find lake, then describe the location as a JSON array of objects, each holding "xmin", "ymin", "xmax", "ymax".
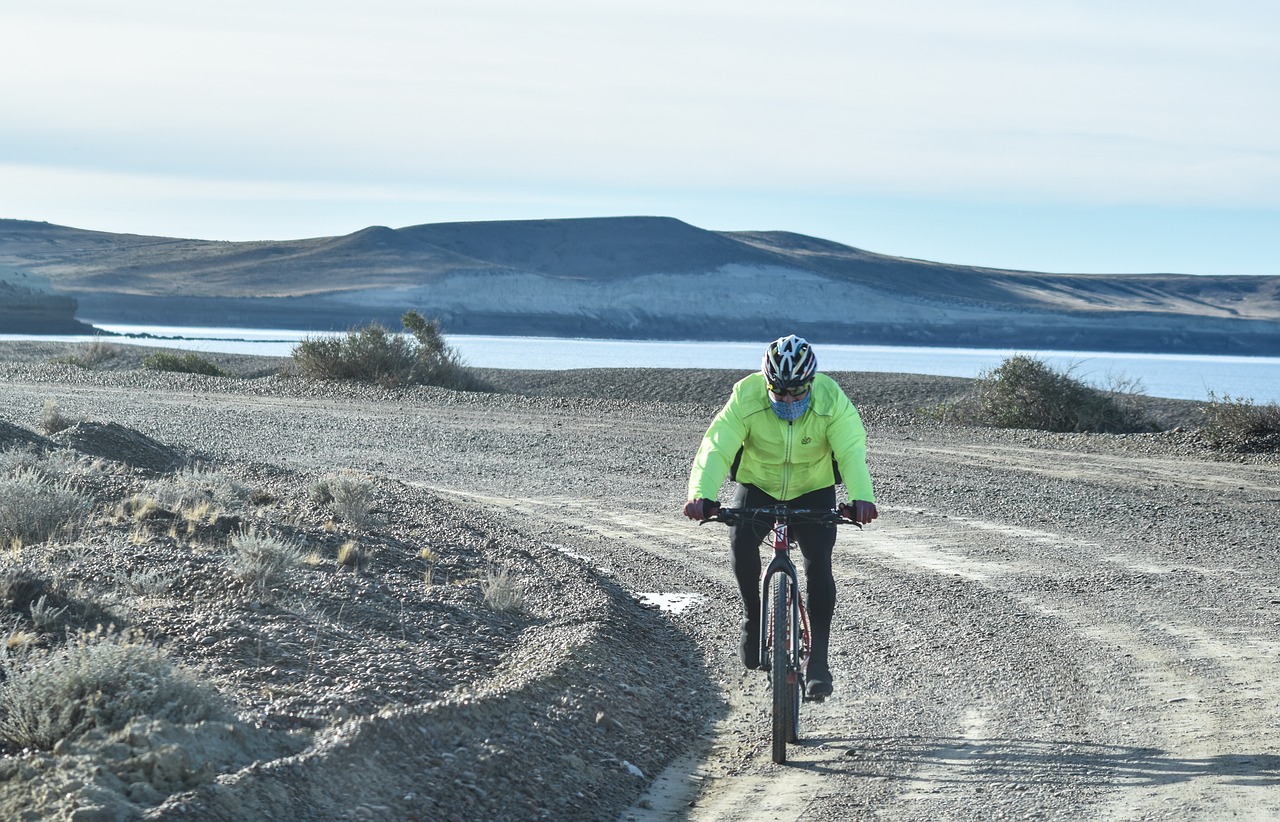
[{"xmin": 3, "ymin": 324, "xmax": 1279, "ymax": 404}]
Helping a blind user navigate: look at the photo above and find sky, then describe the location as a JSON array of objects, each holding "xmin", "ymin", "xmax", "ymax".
[{"xmin": 2, "ymin": 0, "xmax": 1277, "ymax": 276}]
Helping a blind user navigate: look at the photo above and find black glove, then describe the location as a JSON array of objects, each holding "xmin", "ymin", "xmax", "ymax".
[
  {"xmin": 683, "ymin": 498, "xmax": 721, "ymax": 520},
  {"xmin": 840, "ymin": 501, "xmax": 878, "ymax": 525}
]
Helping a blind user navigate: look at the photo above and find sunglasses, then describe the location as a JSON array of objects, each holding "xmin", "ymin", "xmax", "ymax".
[{"xmin": 768, "ymin": 382, "xmax": 811, "ymax": 398}]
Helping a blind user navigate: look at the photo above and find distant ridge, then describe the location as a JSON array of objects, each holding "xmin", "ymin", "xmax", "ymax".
[{"xmin": 2, "ymin": 216, "xmax": 1279, "ymax": 354}]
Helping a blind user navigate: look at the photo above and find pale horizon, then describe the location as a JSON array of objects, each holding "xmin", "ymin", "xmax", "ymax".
[{"xmin": 2, "ymin": 1, "xmax": 1276, "ymax": 276}]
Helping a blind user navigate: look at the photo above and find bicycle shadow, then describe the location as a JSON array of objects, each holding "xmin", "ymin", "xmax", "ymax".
[{"xmin": 792, "ymin": 734, "xmax": 1280, "ymax": 788}]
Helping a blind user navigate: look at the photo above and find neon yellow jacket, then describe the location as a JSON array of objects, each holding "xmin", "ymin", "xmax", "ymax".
[{"xmin": 687, "ymin": 372, "xmax": 875, "ymax": 503}]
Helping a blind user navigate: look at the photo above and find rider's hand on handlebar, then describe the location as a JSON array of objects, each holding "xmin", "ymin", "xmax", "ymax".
[
  {"xmin": 839, "ymin": 500, "xmax": 878, "ymax": 525},
  {"xmin": 683, "ymin": 498, "xmax": 721, "ymax": 521}
]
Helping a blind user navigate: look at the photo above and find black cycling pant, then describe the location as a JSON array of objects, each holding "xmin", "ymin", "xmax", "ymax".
[{"xmin": 728, "ymin": 484, "xmax": 837, "ymax": 660}]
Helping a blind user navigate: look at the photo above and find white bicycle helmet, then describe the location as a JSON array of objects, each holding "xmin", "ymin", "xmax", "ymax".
[{"xmin": 761, "ymin": 335, "xmax": 817, "ymax": 391}]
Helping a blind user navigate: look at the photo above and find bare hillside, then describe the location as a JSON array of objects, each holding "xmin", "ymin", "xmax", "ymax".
[{"xmin": 3, "ymin": 217, "xmax": 1279, "ymax": 354}]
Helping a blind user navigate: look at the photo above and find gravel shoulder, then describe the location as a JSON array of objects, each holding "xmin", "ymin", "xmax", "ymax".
[{"xmin": 1, "ymin": 341, "xmax": 1277, "ymax": 821}]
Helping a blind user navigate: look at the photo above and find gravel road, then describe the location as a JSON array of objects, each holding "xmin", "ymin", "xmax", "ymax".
[{"xmin": 1, "ymin": 342, "xmax": 1278, "ymax": 821}]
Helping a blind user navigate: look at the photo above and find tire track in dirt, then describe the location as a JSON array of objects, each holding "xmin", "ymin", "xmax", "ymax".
[
  {"xmin": 495, "ymin": 462, "xmax": 1280, "ymax": 822},
  {"xmin": 621, "ymin": 495, "xmax": 1280, "ymax": 821},
  {"xmin": 898, "ymin": 441, "xmax": 1280, "ymax": 497},
  {"xmin": 845, "ymin": 509, "xmax": 1280, "ymax": 819}
]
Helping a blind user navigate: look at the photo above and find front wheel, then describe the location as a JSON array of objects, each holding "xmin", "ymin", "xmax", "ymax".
[{"xmin": 770, "ymin": 574, "xmax": 792, "ymax": 764}]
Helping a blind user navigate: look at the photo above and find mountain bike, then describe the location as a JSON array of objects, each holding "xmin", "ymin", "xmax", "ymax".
[{"xmin": 705, "ymin": 506, "xmax": 856, "ymax": 764}]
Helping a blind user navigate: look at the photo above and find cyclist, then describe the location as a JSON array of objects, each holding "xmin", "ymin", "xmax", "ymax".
[{"xmin": 683, "ymin": 334, "xmax": 877, "ymax": 698}]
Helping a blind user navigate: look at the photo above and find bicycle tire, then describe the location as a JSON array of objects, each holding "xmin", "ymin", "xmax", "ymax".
[
  {"xmin": 770, "ymin": 574, "xmax": 790, "ymax": 764},
  {"xmin": 788, "ymin": 631, "xmax": 801, "ymax": 744}
]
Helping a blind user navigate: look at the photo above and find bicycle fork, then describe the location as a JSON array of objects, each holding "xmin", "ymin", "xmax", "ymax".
[{"xmin": 759, "ymin": 559, "xmax": 811, "ymax": 685}]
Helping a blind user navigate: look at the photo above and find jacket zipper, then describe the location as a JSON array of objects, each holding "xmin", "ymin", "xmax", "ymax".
[{"xmin": 780, "ymin": 419, "xmax": 794, "ymax": 500}]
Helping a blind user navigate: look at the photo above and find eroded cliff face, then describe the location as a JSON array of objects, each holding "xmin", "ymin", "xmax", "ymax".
[{"xmin": 0, "ymin": 270, "xmax": 94, "ymax": 333}]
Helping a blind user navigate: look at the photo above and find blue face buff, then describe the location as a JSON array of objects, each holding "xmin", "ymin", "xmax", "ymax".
[{"xmin": 771, "ymin": 394, "xmax": 810, "ymax": 421}]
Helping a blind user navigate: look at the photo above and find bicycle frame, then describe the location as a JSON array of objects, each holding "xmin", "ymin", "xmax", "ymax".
[
  {"xmin": 758, "ymin": 518, "xmax": 811, "ymax": 685},
  {"xmin": 705, "ymin": 505, "xmax": 851, "ymax": 764}
]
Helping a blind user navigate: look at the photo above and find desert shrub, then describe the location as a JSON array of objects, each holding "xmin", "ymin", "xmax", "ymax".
[
  {"xmin": 0, "ymin": 568, "xmax": 50, "ymax": 616},
  {"xmin": 115, "ymin": 566, "xmax": 178, "ymax": 598},
  {"xmin": 945, "ymin": 355, "xmax": 1152, "ymax": 433},
  {"xmin": 0, "ymin": 628, "xmax": 223, "ymax": 750},
  {"xmin": 39, "ymin": 399, "xmax": 76, "ymax": 435},
  {"xmin": 420, "ymin": 546, "xmax": 441, "ymax": 585},
  {"xmin": 228, "ymin": 528, "xmax": 302, "ymax": 596},
  {"xmin": 400, "ymin": 311, "xmax": 488, "ymax": 390},
  {"xmin": 142, "ymin": 351, "xmax": 227, "ymax": 377},
  {"xmin": 144, "ymin": 467, "xmax": 250, "ymax": 512},
  {"xmin": 51, "ymin": 336, "xmax": 117, "ymax": 369},
  {"xmin": 292, "ymin": 324, "xmax": 414, "ymax": 386},
  {"xmin": 0, "ymin": 447, "xmax": 113, "ymax": 486},
  {"xmin": 0, "ymin": 467, "xmax": 93, "ymax": 546},
  {"xmin": 80, "ymin": 335, "xmax": 118, "ymax": 366},
  {"xmin": 0, "ymin": 446, "xmax": 45, "ymax": 477},
  {"xmin": 481, "ymin": 565, "xmax": 525, "ymax": 613},
  {"xmin": 131, "ymin": 468, "xmax": 251, "ymax": 538},
  {"xmin": 1200, "ymin": 392, "xmax": 1280, "ymax": 450},
  {"xmin": 309, "ymin": 470, "xmax": 374, "ymax": 527},
  {"xmin": 292, "ymin": 311, "xmax": 485, "ymax": 389},
  {"xmin": 0, "ymin": 569, "xmax": 106, "ymax": 638}
]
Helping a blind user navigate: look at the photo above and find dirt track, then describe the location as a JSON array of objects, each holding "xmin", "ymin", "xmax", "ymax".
[{"xmin": 2, "ymin": 346, "xmax": 1279, "ymax": 820}]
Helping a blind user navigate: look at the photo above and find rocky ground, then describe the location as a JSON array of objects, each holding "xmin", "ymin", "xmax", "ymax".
[{"xmin": 0, "ymin": 340, "xmax": 1277, "ymax": 821}]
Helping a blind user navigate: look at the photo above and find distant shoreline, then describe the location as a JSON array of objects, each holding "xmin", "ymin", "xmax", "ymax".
[
  {"xmin": 0, "ymin": 339, "xmax": 1210, "ymax": 431},
  {"xmin": 13, "ymin": 317, "xmax": 1280, "ymax": 360}
]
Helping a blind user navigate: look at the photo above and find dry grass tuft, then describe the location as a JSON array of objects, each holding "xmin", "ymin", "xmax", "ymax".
[{"xmin": 336, "ymin": 540, "xmax": 372, "ymax": 573}]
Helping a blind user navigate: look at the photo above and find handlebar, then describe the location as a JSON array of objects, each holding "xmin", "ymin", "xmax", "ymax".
[{"xmin": 705, "ymin": 506, "xmax": 860, "ymax": 528}]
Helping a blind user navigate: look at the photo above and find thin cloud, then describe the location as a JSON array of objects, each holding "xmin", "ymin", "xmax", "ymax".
[{"xmin": 1, "ymin": 1, "xmax": 1276, "ymax": 270}]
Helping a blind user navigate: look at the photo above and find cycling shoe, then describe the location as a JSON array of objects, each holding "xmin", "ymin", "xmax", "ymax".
[
  {"xmin": 805, "ymin": 665, "xmax": 833, "ymax": 699},
  {"xmin": 738, "ymin": 619, "xmax": 759, "ymax": 669}
]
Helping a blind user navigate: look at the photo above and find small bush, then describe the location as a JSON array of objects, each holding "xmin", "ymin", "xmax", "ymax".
[
  {"xmin": 421, "ymin": 546, "xmax": 441, "ymax": 585},
  {"xmin": 116, "ymin": 567, "xmax": 178, "ymax": 598},
  {"xmin": 1201, "ymin": 393, "xmax": 1280, "ymax": 450},
  {"xmin": 142, "ymin": 352, "xmax": 227, "ymax": 377},
  {"xmin": 0, "ymin": 446, "xmax": 45, "ymax": 477},
  {"xmin": 39, "ymin": 399, "xmax": 76, "ymax": 435},
  {"xmin": 292, "ymin": 312, "xmax": 485, "ymax": 389},
  {"xmin": 401, "ymin": 311, "xmax": 488, "ymax": 390},
  {"xmin": 228, "ymin": 528, "xmax": 302, "ymax": 596},
  {"xmin": 144, "ymin": 467, "xmax": 250, "ymax": 512},
  {"xmin": 0, "ymin": 568, "xmax": 50, "ymax": 616},
  {"xmin": 0, "ymin": 628, "xmax": 223, "ymax": 750},
  {"xmin": 948, "ymin": 355, "xmax": 1151, "ymax": 433},
  {"xmin": 0, "ymin": 467, "xmax": 93, "ymax": 546},
  {"xmin": 0, "ymin": 448, "xmax": 113, "ymax": 487},
  {"xmin": 310, "ymin": 471, "xmax": 374, "ymax": 527},
  {"xmin": 81, "ymin": 335, "xmax": 118, "ymax": 366},
  {"xmin": 481, "ymin": 565, "xmax": 525, "ymax": 613},
  {"xmin": 51, "ymin": 336, "xmax": 117, "ymax": 369}
]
